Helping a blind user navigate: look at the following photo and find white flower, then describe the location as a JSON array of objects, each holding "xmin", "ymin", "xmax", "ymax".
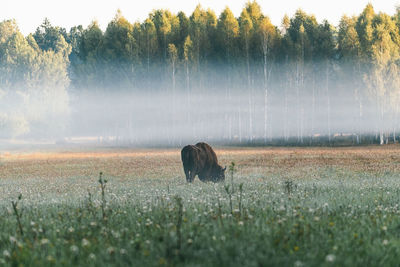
[
  {"xmin": 68, "ymin": 227, "xmax": 74, "ymax": 233},
  {"xmin": 82, "ymin": 238, "xmax": 90, "ymax": 247},
  {"xmin": 89, "ymin": 253, "xmax": 96, "ymax": 260},
  {"xmin": 120, "ymin": 249, "xmax": 127, "ymax": 254},
  {"xmin": 107, "ymin": 247, "xmax": 115, "ymax": 254},
  {"xmin": 40, "ymin": 238, "xmax": 50, "ymax": 245},
  {"xmin": 383, "ymin": 239, "xmax": 389, "ymax": 246},
  {"xmin": 382, "ymin": 226, "xmax": 387, "ymax": 231},
  {"xmin": 3, "ymin": 250, "xmax": 10, "ymax": 258},
  {"xmin": 70, "ymin": 245, "xmax": 79, "ymax": 253},
  {"xmin": 9, "ymin": 236, "xmax": 17, "ymax": 244},
  {"xmin": 325, "ymin": 254, "xmax": 335, "ymax": 262}
]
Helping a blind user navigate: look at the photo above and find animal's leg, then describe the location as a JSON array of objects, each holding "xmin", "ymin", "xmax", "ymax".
[
  {"xmin": 189, "ymin": 171, "xmax": 196, "ymax": 183},
  {"xmin": 184, "ymin": 166, "xmax": 191, "ymax": 183}
]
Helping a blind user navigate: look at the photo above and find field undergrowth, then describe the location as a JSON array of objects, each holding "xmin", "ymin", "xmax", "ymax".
[{"xmin": 1, "ymin": 146, "xmax": 400, "ymax": 266}]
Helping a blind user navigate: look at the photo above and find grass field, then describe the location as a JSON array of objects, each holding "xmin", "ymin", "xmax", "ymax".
[{"xmin": 1, "ymin": 145, "xmax": 400, "ymax": 266}]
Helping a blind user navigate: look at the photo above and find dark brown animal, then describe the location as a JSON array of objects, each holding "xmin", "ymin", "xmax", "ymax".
[{"xmin": 181, "ymin": 142, "xmax": 226, "ymax": 183}]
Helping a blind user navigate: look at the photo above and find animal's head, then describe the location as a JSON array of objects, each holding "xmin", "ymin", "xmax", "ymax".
[{"xmin": 215, "ymin": 166, "xmax": 226, "ymax": 182}]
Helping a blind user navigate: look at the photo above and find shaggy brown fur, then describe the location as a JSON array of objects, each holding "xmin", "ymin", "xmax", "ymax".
[{"xmin": 181, "ymin": 142, "xmax": 226, "ymax": 183}]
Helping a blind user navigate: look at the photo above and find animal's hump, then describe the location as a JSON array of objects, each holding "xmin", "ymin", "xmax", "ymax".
[
  {"xmin": 195, "ymin": 142, "xmax": 212, "ymax": 150},
  {"xmin": 181, "ymin": 144, "xmax": 200, "ymax": 154}
]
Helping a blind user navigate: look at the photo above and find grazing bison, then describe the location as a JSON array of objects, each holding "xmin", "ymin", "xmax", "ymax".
[{"xmin": 181, "ymin": 142, "xmax": 226, "ymax": 183}]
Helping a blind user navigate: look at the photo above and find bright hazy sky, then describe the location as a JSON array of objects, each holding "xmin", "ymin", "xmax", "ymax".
[{"xmin": 2, "ymin": 0, "xmax": 400, "ymax": 35}]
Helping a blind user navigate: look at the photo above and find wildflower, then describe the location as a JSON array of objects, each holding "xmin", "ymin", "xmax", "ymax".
[
  {"xmin": 90, "ymin": 222, "xmax": 97, "ymax": 227},
  {"xmin": 294, "ymin": 246, "xmax": 299, "ymax": 252},
  {"xmin": 68, "ymin": 227, "xmax": 75, "ymax": 233},
  {"xmin": 382, "ymin": 226, "xmax": 387, "ymax": 231},
  {"xmin": 329, "ymin": 222, "xmax": 334, "ymax": 227},
  {"xmin": 238, "ymin": 221, "xmax": 244, "ymax": 226},
  {"xmin": 89, "ymin": 253, "xmax": 96, "ymax": 260},
  {"xmin": 325, "ymin": 254, "xmax": 335, "ymax": 262},
  {"xmin": 120, "ymin": 249, "xmax": 127, "ymax": 254},
  {"xmin": 3, "ymin": 250, "xmax": 10, "ymax": 258},
  {"xmin": 294, "ymin": 261, "xmax": 303, "ymax": 267},
  {"xmin": 46, "ymin": 255, "xmax": 55, "ymax": 262},
  {"xmin": 82, "ymin": 238, "xmax": 90, "ymax": 247},
  {"xmin": 314, "ymin": 216, "xmax": 320, "ymax": 222},
  {"xmin": 187, "ymin": 238, "xmax": 193, "ymax": 244},
  {"xmin": 383, "ymin": 239, "xmax": 389, "ymax": 246},
  {"xmin": 70, "ymin": 245, "xmax": 79, "ymax": 253},
  {"xmin": 40, "ymin": 238, "xmax": 50, "ymax": 245},
  {"xmin": 9, "ymin": 236, "xmax": 17, "ymax": 244},
  {"xmin": 159, "ymin": 258, "xmax": 166, "ymax": 265},
  {"xmin": 107, "ymin": 247, "xmax": 115, "ymax": 255}
]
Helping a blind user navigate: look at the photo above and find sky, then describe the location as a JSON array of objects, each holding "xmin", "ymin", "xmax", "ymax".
[{"xmin": 1, "ymin": 0, "xmax": 400, "ymax": 35}]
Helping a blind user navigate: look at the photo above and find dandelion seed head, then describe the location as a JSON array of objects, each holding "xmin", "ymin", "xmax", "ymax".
[
  {"xmin": 325, "ymin": 254, "xmax": 335, "ymax": 262},
  {"xmin": 70, "ymin": 245, "xmax": 79, "ymax": 253},
  {"xmin": 3, "ymin": 250, "xmax": 10, "ymax": 258}
]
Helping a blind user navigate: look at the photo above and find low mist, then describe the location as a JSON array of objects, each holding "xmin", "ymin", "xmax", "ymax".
[{"xmin": 1, "ymin": 3, "xmax": 400, "ymax": 147}]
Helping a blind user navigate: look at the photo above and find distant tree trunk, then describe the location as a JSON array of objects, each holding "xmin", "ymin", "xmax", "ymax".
[
  {"xmin": 146, "ymin": 32, "xmax": 150, "ymax": 80},
  {"xmin": 185, "ymin": 59, "xmax": 191, "ymax": 124},
  {"xmin": 355, "ymin": 61, "xmax": 363, "ymax": 144},
  {"xmin": 310, "ymin": 70, "xmax": 316, "ymax": 145},
  {"xmin": 263, "ymin": 55, "xmax": 268, "ymax": 143},
  {"xmin": 393, "ymin": 105, "xmax": 398, "ymax": 143},
  {"xmin": 262, "ymin": 40, "xmax": 271, "ymax": 143},
  {"xmin": 245, "ymin": 37, "xmax": 252, "ymax": 143},
  {"xmin": 284, "ymin": 56, "xmax": 290, "ymax": 141},
  {"xmin": 358, "ymin": 99, "xmax": 363, "ymax": 144},
  {"xmin": 380, "ymin": 106, "xmax": 384, "ymax": 145},
  {"xmin": 296, "ymin": 61, "xmax": 301, "ymax": 143},
  {"xmin": 326, "ymin": 61, "xmax": 331, "ymax": 144},
  {"xmin": 172, "ymin": 57, "xmax": 176, "ymax": 144},
  {"xmin": 227, "ymin": 49, "xmax": 232, "ymax": 141},
  {"xmin": 239, "ymin": 106, "xmax": 242, "ymax": 143}
]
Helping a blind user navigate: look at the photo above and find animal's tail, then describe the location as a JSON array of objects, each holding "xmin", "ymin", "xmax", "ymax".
[
  {"xmin": 181, "ymin": 145, "xmax": 196, "ymax": 169},
  {"xmin": 181, "ymin": 145, "xmax": 191, "ymax": 166}
]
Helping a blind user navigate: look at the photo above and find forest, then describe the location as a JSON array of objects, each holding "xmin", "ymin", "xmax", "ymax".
[{"xmin": 0, "ymin": 2, "xmax": 400, "ymax": 145}]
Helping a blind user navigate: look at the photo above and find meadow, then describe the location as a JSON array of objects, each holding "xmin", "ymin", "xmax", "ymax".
[{"xmin": 1, "ymin": 146, "xmax": 400, "ymax": 266}]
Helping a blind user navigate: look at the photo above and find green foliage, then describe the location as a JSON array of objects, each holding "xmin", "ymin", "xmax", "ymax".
[
  {"xmin": 0, "ymin": 19, "xmax": 70, "ymax": 138},
  {"xmin": 2, "ymin": 2, "xmax": 400, "ymax": 143},
  {"xmin": 1, "ymin": 164, "xmax": 400, "ymax": 266}
]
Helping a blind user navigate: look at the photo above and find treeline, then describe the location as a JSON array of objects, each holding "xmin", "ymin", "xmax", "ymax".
[{"xmin": 1, "ymin": 2, "xmax": 400, "ymax": 145}]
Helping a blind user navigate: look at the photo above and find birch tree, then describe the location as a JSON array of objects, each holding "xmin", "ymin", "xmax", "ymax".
[
  {"xmin": 259, "ymin": 17, "xmax": 276, "ymax": 142},
  {"xmin": 239, "ymin": 9, "xmax": 254, "ymax": 142},
  {"xmin": 365, "ymin": 14, "xmax": 400, "ymax": 144}
]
